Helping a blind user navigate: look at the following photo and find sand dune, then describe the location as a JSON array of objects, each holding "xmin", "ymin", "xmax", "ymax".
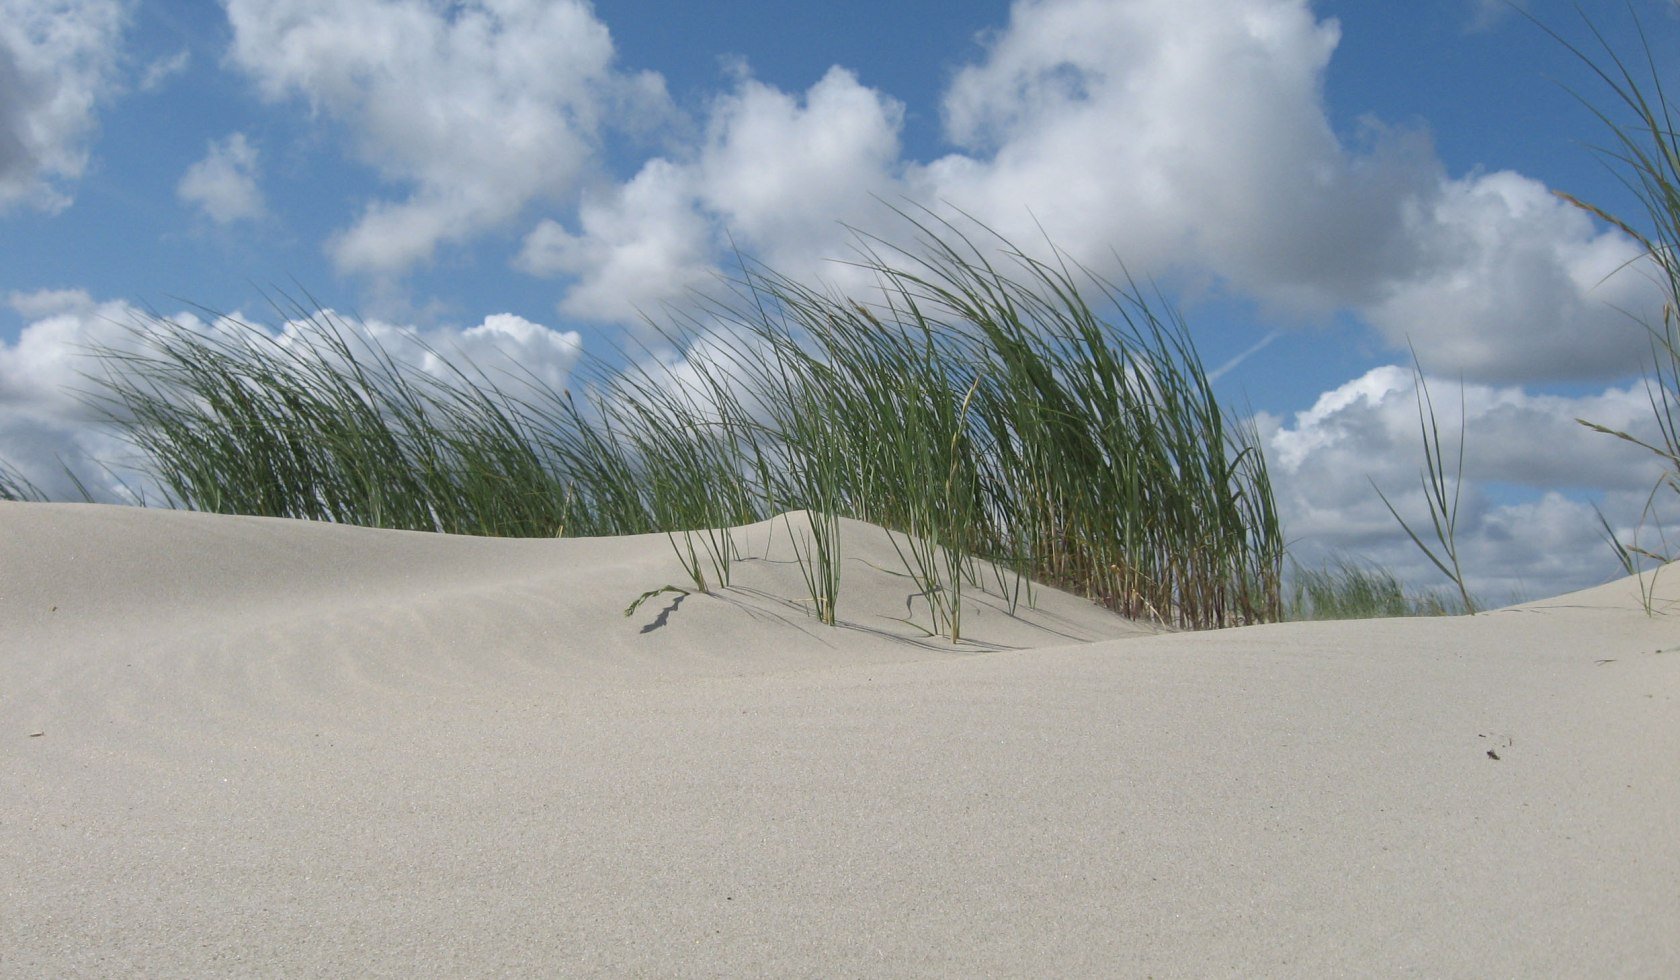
[{"xmin": 3, "ymin": 500, "xmax": 1676, "ymax": 975}]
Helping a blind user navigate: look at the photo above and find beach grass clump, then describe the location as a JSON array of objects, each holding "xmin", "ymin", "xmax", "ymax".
[
  {"xmin": 1284, "ymin": 557, "xmax": 1473, "ymax": 621},
  {"xmin": 0, "ymin": 461, "xmax": 44, "ymax": 502},
  {"xmin": 82, "ymin": 308, "xmax": 580, "ymax": 538},
  {"xmin": 73, "ymin": 218, "xmax": 1283, "ymax": 632},
  {"xmin": 1371, "ymin": 350, "xmax": 1478, "ymax": 615},
  {"xmin": 1543, "ymin": 9, "xmax": 1680, "ymax": 599}
]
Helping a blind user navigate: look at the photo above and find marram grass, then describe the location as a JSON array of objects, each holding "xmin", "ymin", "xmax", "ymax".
[
  {"xmin": 62, "ymin": 220, "xmax": 1283, "ymax": 632},
  {"xmin": 1284, "ymin": 557, "xmax": 1475, "ymax": 621},
  {"xmin": 1544, "ymin": 7, "xmax": 1680, "ymax": 593}
]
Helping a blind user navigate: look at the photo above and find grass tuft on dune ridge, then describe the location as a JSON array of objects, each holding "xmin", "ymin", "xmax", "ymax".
[
  {"xmin": 61, "ymin": 216, "xmax": 1282, "ymax": 632},
  {"xmin": 1514, "ymin": 6, "xmax": 1680, "ymax": 612}
]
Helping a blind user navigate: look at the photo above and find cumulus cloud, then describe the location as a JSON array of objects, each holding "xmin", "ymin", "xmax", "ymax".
[
  {"xmin": 517, "ymin": 159, "xmax": 715, "ymax": 325},
  {"xmin": 693, "ymin": 67, "xmax": 904, "ymax": 274},
  {"xmin": 0, "ymin": 288, "xmax": 179, "ymax": 501},
  {"xmin": 519, "ymin": 65, "xmax": 906, "ymax": 325},
  {"xmin": 1361, "ymin": 170, "xmax": 1664, "ymax": 383},
  {"xmin": 255, "ymin": 309, "xmax": 586, "ymax": 404},
  {"xmin": 1261, "ymin": 365, "xmax": 1677, "ymax": 600},
  {"xmin": 213, "ymin": 0, "xmax": 1660, "ymax": 387},
  {"xmin": 177, "ymin": 132, "xmax": 265, "ymax": 224},
  {"xmin": 908, "ymin": 0, "xmax": 1662, "ymax": 384},
  {"xmin": 1, "ymin": 288, "xmax": 144, "ymax": 415},
  {"xmin": 918, "ymin": 0, "xmax": 1419, "ymax": 296},
  {"xmin": 413, "ymin": 311, "xmax": 582, "ymax": 394},
  {"xmin": 0, "ymin": 0, "xmax": 128, "ymax": 213},
  {"xmin": 0, "ymin": 288, "xmax": 583, "ymax": 502},
  {"xmin": 516, "ymin": 0, "xmax": 1662, "ymax": 386},
  {"xmin": 222, "ymin": 0, "xmax": 672, "ymax": 275}
]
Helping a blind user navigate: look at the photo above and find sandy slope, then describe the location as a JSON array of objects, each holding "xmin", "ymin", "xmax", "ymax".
[{"xmin": 3, "ymin": 501, "xmax": 1676, "ymax": 976}]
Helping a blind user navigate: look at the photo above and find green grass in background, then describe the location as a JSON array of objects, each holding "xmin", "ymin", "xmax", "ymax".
[{"xmin": 1283, "ymin": 558, "xmax": 1476, "ymax": 621}]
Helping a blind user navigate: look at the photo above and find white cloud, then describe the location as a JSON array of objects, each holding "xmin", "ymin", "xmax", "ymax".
[
  {"xmin": 693, "ymin": 67, "xmax": 904, "ymax": 273},
  {"xmin": 517, "ymin": 159, "xmax": 714, "ymax": 325},
  {"xmin": 215, "ymin": 0, "xmax": 1659, "ymax": 389},
  {"xmin": 139, "ymin": 48, "xmax": 189, "ymax": 91},
  {"xmin": 518, "ymin": 0, "xmax": 1663, "ymax": 387},
  {"xmin": 0, "ymin": 0, "xmax": 129, "ymax": 213},
  {"xmin": 0, "ymin": 288, "xmax": 194, "ymax": 501},
  {"xmin": 244, "ymin": 309, "xmax": 585, "ymax": 402},
  {"xmin": 222, "ymin": 0, "xmax": 673, "ymax": 275},
  {"xmin": 1, "ymin": 288, "xmax": 145, "ymax": 415},
  {"xmin": 1466, "ymin": 0, "xmax": 1525, "ymax": 33},
  {"xmin": 8, "ymin": 286, "xmax": 100, "ymax": 320},
  {"xmin": 1361, "ymin": 170, "xmax": 1663, "ymax": 383},
  {"xmin": 919, "ymin": 0, "xmax": 1398, "ymax": 294},
  {"xmin": 415, "ymin": 311, "xmax": 582, "ymax": 394},
  {"xmin": 177, "ymin": 132, "xmax": 265, "ymax": 224},
  {"xmin": 902, "ymin": 0, "xmax": 1664, "ymax": 385},
  {"xmin": 1261, "ymin": 365, "xmax": 1677, "ymax": 600},
  {"xmin": 518, "ymin": 65, "xmax": 906, "ymax": 325}
]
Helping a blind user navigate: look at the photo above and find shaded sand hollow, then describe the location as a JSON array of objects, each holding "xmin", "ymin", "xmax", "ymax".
[{"xmin": 3, "ymin": 500, "xmax": 1677, "ymax": 975}]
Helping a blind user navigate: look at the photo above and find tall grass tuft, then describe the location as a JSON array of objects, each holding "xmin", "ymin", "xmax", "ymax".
[
  {"xmin": 1542, "ymin": 8, "xmax": 1680, "ymax": 601},
  {"xmin": 82, "ymin": 305, "xmax": 578, "ymax": 537},
  {"xmin": 76, "ymin": 219, "xmax": 1283, "ymax": 632},
  {"xmin": 1371, "ymin": 350, "xmax": 1478, "ymax": 615},
  {"xmin": 0, "ymin": 462, "xmax": 45, "ymax": 502}
]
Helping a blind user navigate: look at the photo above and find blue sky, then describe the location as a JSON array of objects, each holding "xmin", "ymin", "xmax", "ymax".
[{"xmin": 3, "ymin": 0, "xmax": 1678, "ymax": 601}]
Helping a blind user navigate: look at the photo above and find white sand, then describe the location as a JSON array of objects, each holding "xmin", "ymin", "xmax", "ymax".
[{"xmin": 3, "ymin": 500, "xmax": 1676, "ymax": 975}]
